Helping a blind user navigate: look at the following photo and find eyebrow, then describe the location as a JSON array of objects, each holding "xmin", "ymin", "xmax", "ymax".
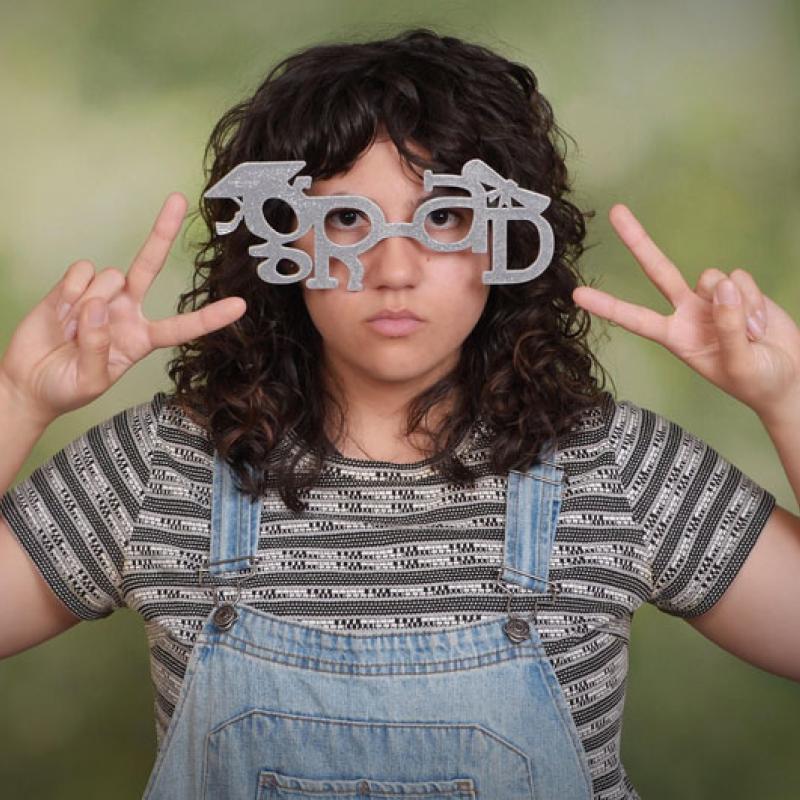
[{"xmin": 325, "ymin": 185, "xmax": 467, "ymax": 210}]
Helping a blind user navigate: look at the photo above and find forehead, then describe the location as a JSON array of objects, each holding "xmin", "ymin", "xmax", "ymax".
[
  {"xmin": 306, "ymin": 150, "xmax": 470, "ymax": 210},
  {"xmin": 308, "ymin": 137, "xmax": 431, "ymax": 195}
]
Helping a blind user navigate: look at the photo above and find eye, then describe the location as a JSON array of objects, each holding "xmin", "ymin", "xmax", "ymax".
[
  {"xmin": 323, "ymin": 207, "xmax": 373, "ymax": 245},
  {"xmin": 327, "ymin": 208, "xmax": 367, "ymax": 229},
  {"xmin": 425, "ymin": 208, "xmax": 463, "ymax": 229}
]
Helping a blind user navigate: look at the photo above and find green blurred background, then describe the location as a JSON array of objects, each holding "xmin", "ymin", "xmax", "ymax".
[{"xmin": 1, "ymin": 1, "xmax": 798, "ymax": 797}]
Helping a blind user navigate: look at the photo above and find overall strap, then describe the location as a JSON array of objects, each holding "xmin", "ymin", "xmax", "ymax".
[
  {"xmin": 209, "ymin": 451, "xmax": 262, "ymax": 577},
  {"xmin": 500, "ymin": 443, "xmax": 565, "ymax": 594}
]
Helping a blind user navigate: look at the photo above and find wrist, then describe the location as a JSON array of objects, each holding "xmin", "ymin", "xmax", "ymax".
[
  {"xmin": 0, "ymin": 363, "xmax": 56, "ymax": 432},
  {"xmin": 756, "ymin": 388, "xmax": 800, "ymax": 432}
]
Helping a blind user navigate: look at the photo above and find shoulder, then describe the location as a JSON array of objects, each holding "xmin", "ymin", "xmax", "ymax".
[
  {"xmin": 110, "ymin": 390, "xmax": 169, "ymax": 446},
  {"xmin": 132, "ymin": 393, "xmax": 217, "ymax": 508},
  {"xmin": 82, "ymin": 391, "xmax": 216, "ymax": 487},
  {"xmin": 553, "ymin": 392, "xmax": 700, "ymax": 496},
  {"xmin": 553, "ymin": 391, "xmax": 625, "ymax": 468},
  {"xmin": 556, "ymin": 392, "xmax": 690, "ymax": 469},
  {"xmin": 553, "ymin": 391, "xmax": 641, "ymax": 449},
  {"xmin": 142, "ymin": 391, "xmax": 214, "ymax": 453}
]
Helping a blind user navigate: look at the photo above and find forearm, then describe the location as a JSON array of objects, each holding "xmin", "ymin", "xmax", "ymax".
[
  {"xmin": 0, "ymin": 369, "xmax": 52, "ymax": 498},
  {"xmin": 758, "ymin": 392, "xmax": 800, "ymax": 512}
]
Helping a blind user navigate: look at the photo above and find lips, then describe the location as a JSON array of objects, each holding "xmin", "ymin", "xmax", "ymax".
[
  {"xmin": 365, "ymin": 308, "xmax": 424, "ymax": 337},
  {"xmin": 366, "ymin": 308, "xmax": 423, "ymax": 322}
]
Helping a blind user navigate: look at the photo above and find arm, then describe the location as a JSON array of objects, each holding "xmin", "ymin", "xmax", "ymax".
[
  {"xmin": 0, "ymin": 520, "xmax": 82, "ymax": 657},
  {"xmin": 0, "ymin": 370, "xmax": 51, "ymax": 499},
  {"xmin": 686, "ymin": 400, "xmax": 800, "ymax": 680},
  {"xmin": 0, "ymin": 293, "xmax": 116, "ymax": 658},
  {"xmin": 574, "ymin": 204, "xmax": 800, "ymax": 680},
  {"xmin": 686, "ymin": 504, "xmax": 800, "ymax": 680},
  {"xmin": 0, "ymin": 375, "xmax": 81, "ymax": 659},
  {"xmin": 0, "ymin": 192, "xmax": 245, "ymax": 659}
]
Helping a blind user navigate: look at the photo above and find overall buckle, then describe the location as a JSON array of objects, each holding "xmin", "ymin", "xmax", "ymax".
[
  {"xmin": 197, "ymin": 554, "xmax": 260, "ymax": 631},
  {"xmin": 497, "ymin": 570, "xmax": 560, "ymax": 644}
]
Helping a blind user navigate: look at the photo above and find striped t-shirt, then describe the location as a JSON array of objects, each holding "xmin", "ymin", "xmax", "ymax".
[{"xmin": 0, "ymin": 390, "xmax": 775, "ymax": 800}]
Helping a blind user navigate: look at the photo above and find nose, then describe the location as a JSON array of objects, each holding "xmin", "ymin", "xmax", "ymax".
[{"xmin": 364, "ymin": 231, "xmax": 426, "ymax": 290}]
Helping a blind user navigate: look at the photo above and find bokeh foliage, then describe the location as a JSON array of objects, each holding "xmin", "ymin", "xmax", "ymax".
[{"xmin": 1, "ymin": 1, "xmax": 798, "ymax": 797}]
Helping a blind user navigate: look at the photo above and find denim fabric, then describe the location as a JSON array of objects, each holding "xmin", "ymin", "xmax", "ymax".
[{"xmin": 141, "ymin": 449, "xmax": 594, "ymax": 799}]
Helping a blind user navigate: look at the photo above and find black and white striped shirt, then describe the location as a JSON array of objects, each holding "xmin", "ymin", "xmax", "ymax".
[{"xmin": 0, "ymin": 390, "xmax": 775, "ymax": 800}]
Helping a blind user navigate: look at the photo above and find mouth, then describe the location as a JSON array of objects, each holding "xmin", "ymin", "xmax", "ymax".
[
  {"xmin": 366, "ymin": 308, "xmax": 423, "ymax": 322},
  {"xmin": 365, "ymin": 309, "xmax": 425, "ymax": 337}
]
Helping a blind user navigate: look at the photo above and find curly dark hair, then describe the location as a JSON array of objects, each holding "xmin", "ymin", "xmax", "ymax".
[{"xmin": 167, "ymin": 27, "xmax": 614, "ymax": 514}]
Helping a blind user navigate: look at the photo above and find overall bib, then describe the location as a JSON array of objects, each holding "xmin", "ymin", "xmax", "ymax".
[{"xmin": 142, "ymin": 449, "xmax": 594, "ymax": 799}]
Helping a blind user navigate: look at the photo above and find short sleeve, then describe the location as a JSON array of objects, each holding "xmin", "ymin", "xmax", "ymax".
[
  {"xmin": 610, "ymin": 398, "xmax": 777, "ymax": 618},
  {"xmin": 0, "ymin": 392, "xmax": 165, "ymax": 620}
]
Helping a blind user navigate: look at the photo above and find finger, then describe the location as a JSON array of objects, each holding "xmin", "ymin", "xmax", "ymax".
[
  {"xmin": 61, "ymin": 268, "xmax": 127, "ymax": 330},
  {"xmin": 694, "ymin": 268, "xmax": 729, "ymax": 303},
  {"xmin": 712, "ymin": 279, "xmax": 755, "ymax": 378},
  {"xmin": 76, "ymin": 298, "xmax": 111, "ymax": 394},
  {"xmin": 148, "ymin": 296, "xmax": 247, "ymax": 349},
  {"xmin": 126, "ymin": 193, "xmax": 188, "ymax": 305},
  {"xmin": 696, "ymin": 268, "xmax": 767, "ymax": 340},
  {"xmin": 729, "ymin": 268, "xmax": 767, "ymax": 334},
  {"xmin": 609, "ymin": 204, "xmax": 692, "ymax": 309},
  {"xmin": 572, "ymin": 285, "xmax": 669, "ymax": 344},
  {"xmin": 46, "ymin": 260, "xmax": 96, "ymax": 321}
]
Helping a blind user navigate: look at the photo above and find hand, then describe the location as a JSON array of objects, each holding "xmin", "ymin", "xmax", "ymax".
[
  {"xmin": 0, "ymin": 193, "xmax": 246, "ymax": 426},
  {"xmin": 572, "ymin": 204, "xmax": 800, "ymax": 421}
]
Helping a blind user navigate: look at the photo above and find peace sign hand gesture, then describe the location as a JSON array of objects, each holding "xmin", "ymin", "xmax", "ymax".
[
  {"xmin": 572, "ymin": 205, "xmax": 800, "ymax": 423},
  {"xmin": 0, "ymin": 193, "xmax": 246, "ymax": 426}
]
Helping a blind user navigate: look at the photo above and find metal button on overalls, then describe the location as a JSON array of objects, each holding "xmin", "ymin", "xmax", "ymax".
[
  {"xmin": 141, "ymin": 449, "xmax": 594, "ymax": 800},
  {"xmin": 503, "ymin": 616, "xmax": 530, "ymax": 643},
  {"xmin": 211, "ymin": 603, "xmax": 238, "ymax": 631}
]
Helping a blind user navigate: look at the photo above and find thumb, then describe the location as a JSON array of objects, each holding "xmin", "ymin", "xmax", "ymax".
[
  {"xmin": 76, "ymin": 298, "xmax": 111, "ymax": 395},
  {"xmin": 712, "ymin": 278, "xmax": 751, "ymax": 373}
]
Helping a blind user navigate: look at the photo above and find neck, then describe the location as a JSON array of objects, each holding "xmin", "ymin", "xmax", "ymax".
[{"xmin": 322, "ymin": 354, "xmax": 456, "ymax": 463}]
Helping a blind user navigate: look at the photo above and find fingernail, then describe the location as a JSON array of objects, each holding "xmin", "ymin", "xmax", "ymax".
[
  {"xmin": 89, "ymin": 304, "xmax": 108, "ymax": 326},
  {"xmin": 746, "ymin": 314, "xmax": 764, "ymax": 339},
  {"xmin": 755, "ymin": 308, "xmax": 766, "ymax": 327},
  {"xmin": 64, "ymin": 319, "xmax": 78, "ymax": 339},
  {"xmin": 715, "ymin": 281, "xmax": 739, "ymax": 305},
  {"xmin": 57, "ymin": 302, "xmax": 72, "ymax": 321}
]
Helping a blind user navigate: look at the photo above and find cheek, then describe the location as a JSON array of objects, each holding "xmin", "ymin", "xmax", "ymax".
[
  {"xmin": 302, "ymin": 289, "xmax": 336, "ymax": 334},
  {"xmin": 301, "ymin": 287, "xmax": 361, "ymax": 346},
  {"xmin": 433, "ymin": 256, "xmax": 491, "ymax": 328},
  {"xmin": 444, "ymin": 290, "xmax": 490, "ymax": 344}
]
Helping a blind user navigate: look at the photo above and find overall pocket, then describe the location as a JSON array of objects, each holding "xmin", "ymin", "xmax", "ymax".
[
  {"xmin": 257, "ymin": 771, "xmax": 476, "ymax": 799},
  {"xmin": 204, "ymin": 709, "xmax": 534, "ymax": 799}
]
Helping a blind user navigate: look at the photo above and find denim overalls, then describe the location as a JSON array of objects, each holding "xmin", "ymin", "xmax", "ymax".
[{"xmin": 141, "ymin": 447, "xmax": 594, "ymax": 799}]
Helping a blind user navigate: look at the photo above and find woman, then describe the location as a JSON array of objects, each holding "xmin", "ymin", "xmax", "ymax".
[{"xmin": 1, "ymin": 28, "xmax": 798, "ymax": 800}]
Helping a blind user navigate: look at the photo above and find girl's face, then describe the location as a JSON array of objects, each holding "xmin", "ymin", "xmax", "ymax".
[{"xmin": 297, "ymin": 137, "xmax": 491, "ymax": 395}]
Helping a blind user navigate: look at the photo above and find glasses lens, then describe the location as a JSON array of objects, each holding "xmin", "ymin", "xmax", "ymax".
[
  {"xmin": 323, "ymin": 207, "xmax": 373, "ymax": 245},
  {"xmin": 423, "ymin": 206, "xmax": 474, "ymax": 245}
]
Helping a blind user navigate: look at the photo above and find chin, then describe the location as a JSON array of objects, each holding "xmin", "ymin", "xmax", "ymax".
[{"xmin": 364, "ymin": 357, "xmax": 453, "ymax": 385}]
